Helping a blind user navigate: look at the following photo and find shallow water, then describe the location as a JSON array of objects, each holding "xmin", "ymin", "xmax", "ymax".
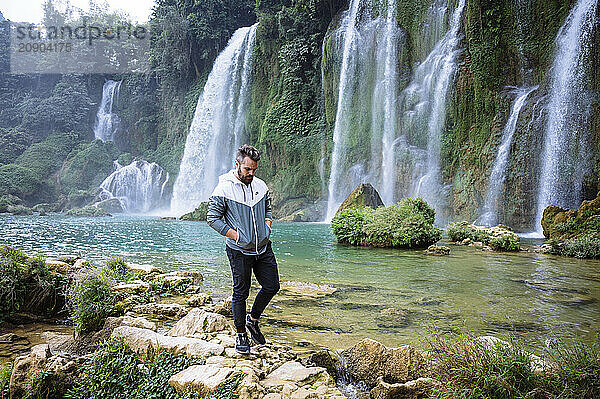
[{"xmin": 2, "ymin": 214, "xmax": 599, "ymax": 350}]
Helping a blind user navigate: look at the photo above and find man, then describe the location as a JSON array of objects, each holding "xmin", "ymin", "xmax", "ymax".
[{"xmin": 207, "ymin": 144, "xmax": 280, "ymax": 354}]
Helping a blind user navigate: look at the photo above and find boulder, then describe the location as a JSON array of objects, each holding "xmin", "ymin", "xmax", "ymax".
[
  {"xmin": 111, "ymin": 326, "xmax": 224, "ymax": 358},
  {"xmin": 214, "ymin": 297, "xmax": 232, "ymax": 316},
  {"xmin": 65, "ymin": 206, "xmax": 112, "ymax": 217},
  {"xmin": 186, "ymin": 293, "xmax": 212, "ymax": 307},
  {"xmin": 335, "ymin": 183, "xmax": 384, "ymax": 215},
  {"xmin": 120, "ymin": 315, "xmax": 157, "ymax": 331},
  {"xmin": 133, "ymin": 303, "xmax": 189, "ymax": 318},
  {"xmin": 128, "ymin": 262, "xmax": 163, "ymax": 275},
  {"xmin": 425, "ymin": 245, "xmax": 450, "ymax": 255},
  {"xmin": 261, "ymin": 361, "xmax": 331, "ymax": 388},
  {"xmin": 369, "ymin": 376, "xmax": 441, "ymax": 399},
  {"xmin": 340, "ymin": 339, "xmax": 423, "ymax": 387},
  {"xmin": 45, "ymin": 260, "xmax": 74, "ymax": 274},
  {"xmin": 95, "ymin": 198, "xmax": 124, "ymax": 213},
  {"xmin": 113, "ymin": 280, "xmax": 151, "ymax": 294},
  {"xmin": 10, "ymin": 344, "xmax": 51, "ymax": 399},
  {"xmin": 168, "ymin": 308, "xmax": 230, "ymax": 336},
  {"xmin": 168, "ymin": 364, "xmax": 235, "ymax": 395}
]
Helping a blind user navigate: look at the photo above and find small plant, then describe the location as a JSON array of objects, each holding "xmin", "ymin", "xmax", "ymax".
[
  {"xmin": 105, "ymin": 256, "xmax": 132, "ymax": 281},
  {"xmin": 67, "ymin": 338, "xmax": 204, "ymax": 399},
  {"xmin": 25, "ymin": 369, "xmax": 70, "ymax": 399},
  {"xmin": 0, "ymin": 361, "xmax": 11, "ymax": 399},
  {"xmin": 550, "ymin": 234, "xmax": 600, "ymax": 259},
  {"xmin": 68, "ymin": 268, "xmax": 116, "ymax": 334}
]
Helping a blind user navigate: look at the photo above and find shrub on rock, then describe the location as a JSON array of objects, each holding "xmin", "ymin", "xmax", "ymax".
[
  {"xmin": 332, "ymin": 198, "xmax": 441, "ymax": 249},
  {"xmin": 446, "ymin": 222, "xmax": 520, "ymax": 251}
]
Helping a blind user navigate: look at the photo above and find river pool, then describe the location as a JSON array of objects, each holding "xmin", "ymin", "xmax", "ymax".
[{"xmin": 2, "ymin": 214, "xmax": 599, "ymax": 350}]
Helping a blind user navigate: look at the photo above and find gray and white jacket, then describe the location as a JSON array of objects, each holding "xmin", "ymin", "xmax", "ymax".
[{"xmin": 207, "ymin": 170, "xmax": 272, "ymax": 255}]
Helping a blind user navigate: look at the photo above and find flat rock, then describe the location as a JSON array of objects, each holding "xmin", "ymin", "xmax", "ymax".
[
  {"xmin": 168, "ymin": 308, "xmax": 230, "ymax": 336},
  {"xmin": 133, "ymin": 303, "xmax": 189, "ymax": 318},
  {"xmin": 186, "ymin": 293, "xmax": 212, "ymax": 307},
  {"xmin": 121, "ymin": 315, "xmax": 157, "ymax": 331},
  {"xmin": 111, "ymin": 326, "xmax": 224, "ymax": 358},
  {"xmin": 0, "ymin": 333, "xmax": 25, "ymax": 343},
  {"xmin": 261, "ymin": 361, "xmax": 328, "ymax": 387},
  {"xmin": 168, "ymin": 364, "xmax": 235, "ymax": 395},
  {"xmin": 128, "ymin": 263, "xmax": 163, "ymax": 275},
  {"xmin": 45, "ymin": 260, "xmax": 74, "ymax": 274},
  {"xmin": 114, "ymin": 280, "xmax": 151, "ymax": 294}
]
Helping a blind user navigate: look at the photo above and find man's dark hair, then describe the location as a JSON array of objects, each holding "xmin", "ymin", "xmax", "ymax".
[{"xmin": 236, "ymin": 144, "xmax": 261, "ymax": 163}]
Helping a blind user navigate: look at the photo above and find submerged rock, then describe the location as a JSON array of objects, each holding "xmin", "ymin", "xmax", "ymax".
[
  {"xmin": 335, "ymin": 183, "xmax": 384, "ymax": 216},
  {"xmin": 425, "ymin": 245, "xmax": 450, "ymax": 255}
]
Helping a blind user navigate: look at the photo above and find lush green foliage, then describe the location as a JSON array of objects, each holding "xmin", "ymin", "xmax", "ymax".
[
  {"xmin": 0, "ymin": 246, "xmax": 63, "ymax": 321},
  {"xmin": 58, "ymin": 140, "xmax": 120, "ymax": 194},
  {"xmin": 180, "ymin": 202, "xmax": 209, "ymax": 221},
  {"xmin": 426, "ymin": 331, "xmax": 600, "ymax": 399},
  {"xmin": 0, "ymin": 361, "xmax": 11, "ymax": 399},
  {"xmin": 0, "ymin": 164, "xmax": 42, "ymax": 199},
  {"xmin": 0, "ymin": 128, "xmax": 30, "ymax": 165},
  {"xmin": 447, "ymin": 221, "xmax": 520, "ymax": 251},
  {"xmin": 331, "ymin": 208, "xmax": 367, "ymax": 245},
  {"xmin": 24, "ymin": 369, "xmax": 71, "ymax": 399},
  {"xmin": 549, "ymin": 234, "xmax": 600, "ymax": 259},
  {"xmin": 68, "ymin": 268, "xmax": 117, "ymax": 334},
  {"xmin": 66, "ymin": 338, "xmax": 206, "ymax": 399},
  {"xmin": 104, "ymin": 256, "xmax": 133, "ymax": 281},
  {"xmin": 332, "ymin": 198, "xmax": 442, "ymax": 248}
]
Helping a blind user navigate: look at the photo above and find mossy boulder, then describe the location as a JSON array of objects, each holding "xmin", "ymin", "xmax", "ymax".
[
  {"xmin": 331, "ymin": 198, "xmax": 441, "ymax": 249},
  {"xmin": 335, "ymin": 183, "xmax": 384, "ymax": 216},
  {"xmin": 447, "ymin": 222, "xmax": 520, "ymax": 251},
  {"xmin": 180, "ymin": 202, "xmax": 208, "ymax": 221},
  {"xmin": 541, "ymin": 193, "xmax": 600, "ymax": 258}
]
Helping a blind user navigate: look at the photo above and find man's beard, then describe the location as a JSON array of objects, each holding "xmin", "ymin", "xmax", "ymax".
[{"xmin": 237, "ymin": 166, "xmax": 253, "ymax": 184}]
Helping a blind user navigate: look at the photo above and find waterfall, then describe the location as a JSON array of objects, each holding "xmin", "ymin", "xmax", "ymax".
[
  {"xmin": 171, "ymin": 24, "xmax": 258, "ymax": 215},
  {"xmin": 325, "ymin": 0, "xmax": 363, "ymax": 221},
  {"xmin": 94, "ymin": 80, "xmax": 122, "ymax": 142},
  {"xmin": 477, "ymin": 86, "xmax": 538, "ymax": 227},
  {"xmin": 97, "ymin": 160, "xmax": 169, "ymax": 213},
  {"xmin": 376, "ymin": 0, "xmax": 400, "ymax": 205},
  {"xmin": 397, "ymin": 0, "xmax": 465, "ymax": 224},
  {"xmin": 535, "ymin": 0, "xmax": 598, "ymax": 232}
]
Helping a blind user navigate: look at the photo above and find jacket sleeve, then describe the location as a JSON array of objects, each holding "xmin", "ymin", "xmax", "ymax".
[
  {"xmin": 265, "ymin": 190, "xmax": 273, "ymax": 221},
  {"xmin": 207, "ymin": 195, "xmax": 231, "ymax": 236}
]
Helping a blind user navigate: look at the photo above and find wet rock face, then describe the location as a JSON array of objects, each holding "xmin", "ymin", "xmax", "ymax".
[
  {"xmin": 340, "ymin": 339, "xmax": 424, "ymax": 387},
  {"xmin": 335, "ymin": 183, "xmax": 384, "ymax": 215}
]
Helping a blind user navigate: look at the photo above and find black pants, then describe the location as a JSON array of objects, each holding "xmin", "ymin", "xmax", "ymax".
[{"xmin": 226, "ymin": 241, "xmax": 280, "ymax": 334}]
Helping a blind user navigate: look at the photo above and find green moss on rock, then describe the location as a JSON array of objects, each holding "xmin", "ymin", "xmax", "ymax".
[
  {"xmin": 179, "ymin": 202, "xmax": 208, "ymax": 221},
  {"xmin": 447, "ymin": 221, "xmax": 520, "ymax": 251}
]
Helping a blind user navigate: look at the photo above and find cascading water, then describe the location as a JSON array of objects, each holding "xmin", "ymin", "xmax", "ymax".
[
  {"xmin": 94, "ymin": 80, "xmax": 122, "ymax": 142},
  {"xmin": 171, "ymin": 24, "xmax": 258, "ymax": 215},
  {"xmin": 375, "ymin": 0, "xmax": 400, "ymax": 205},
  {"xmin": 535, "ymin": 0, "xmax": 598, "ymax": 233},
  {"xmin": 477, "ymin": 86, "xmax": 538, "ymax": 227},
  {"xmin": 398, "ymin": 0, "xmax": 465, "ymax": 224},
  {"xmin": 97, "ymin": 160, "xmax": 169, "ymax": 213},
  {"xmin": 324, "ymin": 0, "xmax": 465, "ymax": 222},
  {"xmin": 325, "ymin": 0, "xmax": 363, "ymax": 221}
]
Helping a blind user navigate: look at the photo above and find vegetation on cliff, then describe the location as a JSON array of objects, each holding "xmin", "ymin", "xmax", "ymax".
[
  {"xmin": 331, "ymin": 198, "xmax": 442, "ymax": 248},
  {"xmin": 179, "ymin": 202, "xmax": 208, "ymax": 221},
  {"xmin": 541, "ymin": 193, "xmax": 600, "ymax": 258}
]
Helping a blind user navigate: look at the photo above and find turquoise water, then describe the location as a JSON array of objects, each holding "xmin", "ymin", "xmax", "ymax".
[{"xmin": 2, "ymin": 214, "xmax": 599, "ymax": 350}]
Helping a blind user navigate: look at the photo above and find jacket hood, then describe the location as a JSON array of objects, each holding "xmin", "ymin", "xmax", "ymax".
[{"xmin": 219, "ymin": 169, "xmax": 243, "ymax": 185}]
